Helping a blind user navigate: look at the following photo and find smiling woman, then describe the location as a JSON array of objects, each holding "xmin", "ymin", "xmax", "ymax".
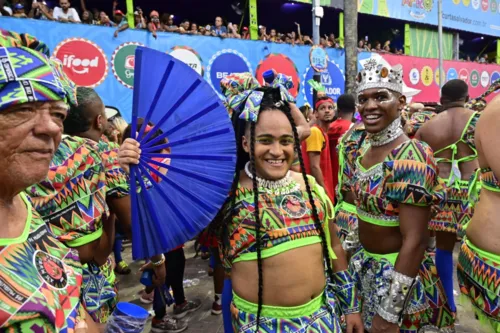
[{"xmin": 207, "ymin": 73, "xmax": 364, "ymax": 333}]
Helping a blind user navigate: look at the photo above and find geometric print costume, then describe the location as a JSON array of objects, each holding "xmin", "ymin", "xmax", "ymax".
[
  {"xmin": 429, "ymin": 112, "xmax": 480, "ymax": 237},
  {"xmin": 351, "ymin": 140, "xmax": 455, "ymax": 332},
  {"xmin": 0, "ymin": 193, "xmax": 83, "ymax": 332},
  {"xmin": 220, "ymin": 176, "xmax": 342, "ymax": 332},
  {"xmin": 334, "ymin": 124, "xmax": 366, "ymax": 249},
  {"xmin": 25, "ymin": 135, "xmax": 116, "ymax": 323}
]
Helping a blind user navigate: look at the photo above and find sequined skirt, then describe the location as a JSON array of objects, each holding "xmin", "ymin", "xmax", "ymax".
[
  {"xmin": 334, "ymin": 201, "xmax": 359, "ymax": 252},
  {"xmin": 349, "ymin": 248, "xmax": 455, "ymax": 332},
  {"xmin": 457, "ymin": 238, "xmax": 500, "ymax": 332},
  {"xmin": 231, "ymin": 287, "xmax": 341, "ymax": 333},
  {"xmin": 429, "ymin": 181, "xmax": 474, "ymax": 238}
]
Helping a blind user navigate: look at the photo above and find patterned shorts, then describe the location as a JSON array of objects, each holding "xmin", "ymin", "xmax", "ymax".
[
  {"xmin": 231, "ymin": 288, "xmax": 342, "ymax": 333},
  {"xmin": 81, "ymin": 261, "xmax": 118, "ymax": 323},
  {"xmin": 334, "ymin": 202, "xmax": 359, "ymax": 252},
  {"xmin": 458, "ymin": 238, "xmax": 500, "ymax": 333},
  {"xmin": 349, "ymin": 248, "xmax": 455, "ymax": 332},
  {"xmin": 429, "ymin": 181, "xmax": 474, "ymax": 238}
]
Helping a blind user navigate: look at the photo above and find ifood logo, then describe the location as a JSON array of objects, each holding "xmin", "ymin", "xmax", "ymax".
[
  {"xmin": 62, "ymin": 55, "xmax": 99, "ymax": 74},
  {"xmin": 53, "ymin": 38, "xmax": 108, "ymax": 87},
  {"xmin": 482, "ymin": 0, "xmax": 489, "ymax": 11}
]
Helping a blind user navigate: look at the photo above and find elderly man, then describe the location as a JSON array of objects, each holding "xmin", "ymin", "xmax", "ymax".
[{"xmin": 0, "ymin": 41, "xmax": 98, "ymax": 331}]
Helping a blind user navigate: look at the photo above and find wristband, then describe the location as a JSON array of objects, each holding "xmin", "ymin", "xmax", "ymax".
[
  {"xmin": 331, "ymin": 270, "xmax": 360, "ymax": 315},
  {"xmin": 152, "ymin": 254, "xmax": 165, "ymax": 267},
  {"xmin": 377, "ymin": 270, "xmax": 416, "ymax": 325}
]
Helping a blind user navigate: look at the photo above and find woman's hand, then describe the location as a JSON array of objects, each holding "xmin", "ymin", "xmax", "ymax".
[
  {"xmin": 370, "ymin": 314, "xmax": 399, "ymax": 333},
  {"xmin": 345, "ymin": 313, "xmax": 364, "ymax": 333},
  {"xmin": 118, "ymin": 138, "xmax": 140, "ymax": 174}
]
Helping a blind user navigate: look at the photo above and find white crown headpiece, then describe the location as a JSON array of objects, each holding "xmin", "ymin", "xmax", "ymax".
[{"xmin": 356, "ymin": 61, "xmax": 404, "ymax": 95}]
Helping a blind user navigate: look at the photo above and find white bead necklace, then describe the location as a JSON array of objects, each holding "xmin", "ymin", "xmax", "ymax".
[{"xmin": 244, "ymin": 162, "xmax": 300, "ymax": 195}]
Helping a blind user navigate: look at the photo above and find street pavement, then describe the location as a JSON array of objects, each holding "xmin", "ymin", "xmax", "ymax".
[{"xmin": 117, "ymin": 242, "xmax": 483, "ymax": 333}]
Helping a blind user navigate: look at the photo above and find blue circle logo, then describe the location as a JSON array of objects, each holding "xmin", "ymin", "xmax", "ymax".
[
  {"xmin": 447, "ymin": 68, "xmax": 458, "ymax": 82},
  {"xmin": 303, "ymin": 62, "xmax": 345, "ymax": 105},
  {"xmin": 492, "ymin": 72, "xmax": 500, "ymax": 93},
  {"xmin": 207, "ymin": 50, "xmax": 252, "ymax": 97},
  {"xmin": 309, "ymin": 46, "xmax": 328, "ymax": 73}
]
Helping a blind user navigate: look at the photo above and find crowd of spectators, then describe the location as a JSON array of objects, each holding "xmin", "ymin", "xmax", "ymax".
[{"xmin": 0, "ymin": 0, "xmax": 495, "ymax": 61}]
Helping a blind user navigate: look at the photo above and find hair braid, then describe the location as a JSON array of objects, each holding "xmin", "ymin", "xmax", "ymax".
[
  {"xmin": 284, "ymin": 109, "xmax": 334, "ymax": 280},
  {"xmin": 249, "ymin": 122, "xmax": 264, "ymax": 332}
]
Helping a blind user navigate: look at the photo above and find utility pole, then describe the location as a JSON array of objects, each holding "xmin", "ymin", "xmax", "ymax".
[
  {"xmin": 344, "ymin": 0, "xmax": 358, "ymax": 94},
  {"xmin": 312, "ymin": 0, "xmax": 323, "ymax": 107},
  {"xmin": 438, "ymin": 0, "xmax": 444, "ymax": 89}
]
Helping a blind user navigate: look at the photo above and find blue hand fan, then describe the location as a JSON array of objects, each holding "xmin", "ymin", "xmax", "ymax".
[{"xmin": 129, "ymin": 47, "xmax": 236, "ymax": 260}]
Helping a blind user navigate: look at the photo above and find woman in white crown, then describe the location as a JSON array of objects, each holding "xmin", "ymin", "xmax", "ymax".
[{"xmin": 349, "ymin": 62, "xmax": 456, "ymax": 333}]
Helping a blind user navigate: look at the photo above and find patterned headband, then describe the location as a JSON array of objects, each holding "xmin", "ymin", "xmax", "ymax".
[
  {"xmin": 0, "ymin": 46, "xmax": 77, "ymax": 111},
  {"xmin": 220, "ymin": 72, "xmax": 296, "ymax": 122}
]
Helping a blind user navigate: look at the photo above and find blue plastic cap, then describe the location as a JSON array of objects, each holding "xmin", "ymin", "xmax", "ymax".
[
  {"xmin": 115, "ymin": 302, "xmax": 149, "ymax": 320},
  {"xmin": 263, "ymin": 69, "xmax": 275, "ymax": 83}
]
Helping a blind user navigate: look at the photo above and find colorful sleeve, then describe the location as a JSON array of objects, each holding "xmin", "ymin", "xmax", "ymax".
[
  {"xmin": 383, "ymin": 140, "xmax": 440, "ymax": 206},
  {"xmin": 98, "ymin": 140, "xmax": 130, "ymax": 199},
  {"xmin": 304, "ymin": 127, "xmax": 325, "ymax": 153},
  {"xmin": 310, "ymin": 176, "xmax": 337, "ymax": 260}
]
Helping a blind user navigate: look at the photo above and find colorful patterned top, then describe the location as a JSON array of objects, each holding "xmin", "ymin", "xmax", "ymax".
[
  {"xmin": 98, "ymin": 136, "xmax": 129, "ymax": 199},
  {"xmin": 220, "ymin": 175, "xmax": 336, "ymax": 270},
  {"xmin": 354, "ymin": 140, "xmax": 442, "ymax": 227},
  {"xmin": 0, "ymin": 193, "xmax": 83, "ymax": 332},
  {"xmin": 336, "ymin": 124, "xmax": 367, "ymax": 201},
  {"xmin": 406, "ymin": 110, "xmax": 437, "ymax": 138},
  {"xmin": 479, "ymin": 168, "xmax": 500, "ymax": 192},
  {"xmin": 26, "ymin": 135, "xmax": 109, "ymax": 247}
]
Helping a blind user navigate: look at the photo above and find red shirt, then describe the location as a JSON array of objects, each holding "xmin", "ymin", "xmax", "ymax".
[
  {"xmin": 328, "ymin": 119, "xmax": 353, "ymax": 200},
  {"xmin": 301, "ymin": 125, "xmax": 335, "ymax": 202}
]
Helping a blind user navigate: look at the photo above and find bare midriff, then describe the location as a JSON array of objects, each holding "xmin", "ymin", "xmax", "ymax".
[
  {"xmin": 231, "ymin": 243, "xmax": 326, "ymax": 306},
  {"xmin": 358, "ymin": 219, "xmax": 403, "ymax": 254},
  {"xmin": 466, "ymin": 189, "xmax": 500, "ymax": 255}
]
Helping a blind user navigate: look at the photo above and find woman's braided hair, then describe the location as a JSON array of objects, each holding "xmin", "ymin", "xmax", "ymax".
[{"xmin": 216, "ymin": 86, "xmax": 333, "ymax": 331}]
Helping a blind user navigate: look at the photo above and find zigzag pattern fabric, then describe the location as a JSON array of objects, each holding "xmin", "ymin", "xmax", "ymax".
[
  {"xmin": 0, "ymin": 194, "xmax": 82, "ymax": 332},
  {"xmin": 231, "ymin": 288, "xmax": 342, "ymax": 333},
  {"xmin": 349, "ymin": 249, "xmax": 455, "ymax": 332},
  {"xmin": 429, "ymin": 181, "xmax": 474, "ymax": 237},
  {"xmin": 406, "ymin": 110, "xmax": 437, "ymax": 137},
  {"xmin": 220, "ymin": 176, "xmax": 329, "ymax": 271},
  {"xmin": 354, "ymin": 140, "xmax": 443, "ymax": 218},
  {"xmin": 26, "ymin": 136, "xmax": 108, "ymax": 246},
  {"xmin": 334, "ymin": 125, "xmax": 366, "ymax": 244},
  {"xmin": 98, "ymin": 136, "xmax": 130, "ymax": 199},
  {"xmin": 80, "ymin": 262, "xmax": 117, "ymax": 323},
  {"xmin": 458, "ymin": 240, "xmax": 500, "ymax": 333}
]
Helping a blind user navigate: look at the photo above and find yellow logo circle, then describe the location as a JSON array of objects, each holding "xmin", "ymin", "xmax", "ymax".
[
  {"xmin": 453, "ymin": 0, "xmax": 461, "ymax": 4},
  {"xmin": 421, "ymin": 66, "xmax": 434, "ymax": 86},
  {"xmin": 463, "ymin": 0, "xmax": 471, "ymax": 6},
  {"xmin": 435, "ymin": 68, "xmax": 445, "ymax": 85}
]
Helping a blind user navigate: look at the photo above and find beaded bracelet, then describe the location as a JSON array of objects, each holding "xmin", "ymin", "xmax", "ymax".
[
  {"xmin": 151, "ymin": 254, "xmax": 165, "ymax": 267},
  {"xmin": 331, "ymin": 270, "xmax": 360, "ymax": 315}
]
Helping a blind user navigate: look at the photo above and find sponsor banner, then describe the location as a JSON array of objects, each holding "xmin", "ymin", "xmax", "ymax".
[
  {"xmin": 4, "ymin": 18, "xmax": 499, "ymax": 120},
  {"xmin": 0, "ymin": 17, "xmax": 345, "ymax": 121},
  {"xmin": 358, "ymin": 52, "xmax": 500, "ymax": 102},
  {"xmin": 358, "ymin": 0, "xmax": 500, "ymax": 38}
]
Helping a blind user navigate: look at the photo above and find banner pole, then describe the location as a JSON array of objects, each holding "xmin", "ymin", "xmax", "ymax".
[
  {"xmin": 126, "ymin": 0, "xmax": 134, "ymax": 29},
  {"xmin": 339, "ymin": 12, "xmax": 344, "ymax": 48},
  {"xmin": 438, "ymin": 0, "xmax": 444, "ymax": 89},
  {"xmin": 249, "ymin": 0, "xmax": 258, "ymax": 40}
]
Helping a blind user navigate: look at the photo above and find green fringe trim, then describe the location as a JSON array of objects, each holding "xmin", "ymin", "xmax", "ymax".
[{"xmin": 459, "ymin": 294, "xmax": 500, "ymax": 333}]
